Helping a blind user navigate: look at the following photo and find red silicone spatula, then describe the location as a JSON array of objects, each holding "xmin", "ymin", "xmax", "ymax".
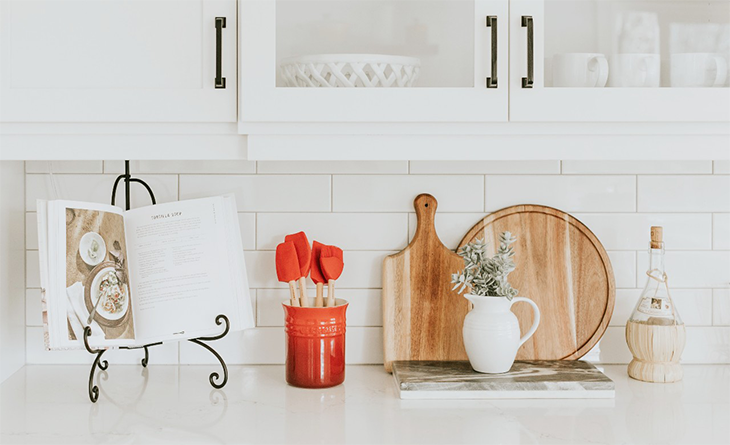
[
  {"xmin": 321, "ymin": 245, "xmax": 344, "ymax": 307},
  {"xmin": 285, "ymin": 232, "xmax": 311, "ymax": 307},
  {"xmin": 310, "ymin": 241, "xmax": 326, "ymax": 307},
  {"xmin": 276, "ymin": 241, "xmax": 301, "ymax": 307}
]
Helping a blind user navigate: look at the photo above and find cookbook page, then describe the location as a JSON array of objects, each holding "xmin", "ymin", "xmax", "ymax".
[
  {"xmin": 124, "ymin": 196, "xmax": 250, "ymax": 343},
  {"xmin": 48, "ymin": 200, "xmax": 136, "ymax": 349}
]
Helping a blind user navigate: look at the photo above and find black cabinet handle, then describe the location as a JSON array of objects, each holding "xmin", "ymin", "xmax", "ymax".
[
  {"xmin": 215, "ymin": 17, "xmax": 226, "ymax": 89},
  {"xmin": 486, "ymin": 16, "xmax": 498, "ymax": 88},
  {"xmin": 521, "ymin": 15, "xmax": 534, "ymax": 88}
]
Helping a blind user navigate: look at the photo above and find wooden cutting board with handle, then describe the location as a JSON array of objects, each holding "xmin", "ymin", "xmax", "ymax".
[
  {"xmin": 382, "ymin": 194, "xmax": 470, "ymax": 372},
  {"xmin": 458, "ymin": 205, "xmax": 615, "ymax": 360}
]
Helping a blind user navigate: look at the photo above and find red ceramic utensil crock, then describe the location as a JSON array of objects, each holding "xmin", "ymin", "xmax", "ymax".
[{"xmin": 283, "ymin": 300, "xmax": 348, "ymax": 388}]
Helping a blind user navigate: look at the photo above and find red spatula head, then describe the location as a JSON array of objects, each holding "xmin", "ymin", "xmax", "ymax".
[
  {"xmin": 321, "ymin": 245, "xmax": 344, "ymax": 282},
  {"xmin": 285, "ymin": 232, "xmax": 311, "ymax": 276},
  {"xmin": 310, "ymin": 241, "xmax": 326, "ymax": 285},
  {"xmin": 276, "ymin": 241, "xmax": 301, "ymax": 283}
]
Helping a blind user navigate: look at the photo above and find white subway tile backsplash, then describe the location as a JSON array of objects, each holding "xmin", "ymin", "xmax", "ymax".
[
  {"xmin": 575, "ymin": 213, "xmax": 712, "ymax": 251},
  {"xmin": 178, "ymin": 326, "xmax": 382, "ymax": 364},
  {"xmin": 25, "ymin": 212, "xmax": 38, "ymax": 250},
  {"xmin": 26, "ymin": 250, "xmax": 39, "ymax": 288},
  {"xmin": 485, "ymin": 176, "xmax": 636, "ymax": 212},
  {"xmin": 714, "ymin": 289, "xmax": 730, "ymax": 326},
  {"xmin": 25, "ymin": 161, "xmax": 103, "ymax": 174},
  {"xmin": 346, "ymin": 327, "xmax": 384, "ymax": 364},
  {"xmin": 638, "ymin": 176, "xmax": 730, "ymax": 212},
  {"xmin": 179, "ymin": 328, "xmax": 284, "ymax": 365},
  {"xmin": 180, "ymin": 175, "xmax": 331, "ymax": 212},
  {"xmin": 683, "ymin": 327, "xmax": 730, "ymax": 363},
  {"xmin": 257, "ymin": 289, "xmax": 382, "ymax": 327},
  {"xmin": 637, "ymin": 251, "xmax": 730, "ymax": 288},
  {"xmin": 257, "ymin": 213, "xmax": 408, "ymax": 251},
  {"xmin": 25, "ymin": 174, "xmax": 178, "ymax": 210},
  {"xmin": 409, "ymin": 161, "xmax": 560, "ymax": 175},
  {"xmin": 104, "ymin": 160, "xmax": 256, "ymax": 174},
  {"xmin": 610, "ymin": 289, "xmax": 712, "ymax": 327},
  {"xmin": 714, "ymin": 214, "xmax": 730, "ymax": 250},
  {"xmin": 20, "ymin": 162, "xmax": 730, "ymax": 365},
  {"xmin": 587, "ymin": 326, "xmax": 730, "ymax": 364},
  {"xmin": 258, "ymin": 161, "xmax": 407, "ymax": 174},
  {"xmin": 26, "ymin": 289, "xmax": 42, "ymax": 326},
  {"xmin": 584, "ymin": 327, "xmax": 633, "ymax": 364},
  {"xmin": 714, "ymin": 161, "xmax": 730, "ymax": 174},
  {"xmin": 408, "ymin": 213, "xmax": 484, "ymax": 250},
  {"xmin": 334, "ymin": 251, "xmax": 393, "ymax": 289},
  {"xmin": 245, "ymin": 251, "xmax": 393, "ymax": 289},
  {"xmin": 244, "ymin": 251, "xmax": 276, "ymax": 289},
  {"xmin": 333, "ymin": 175, "xmax": 484, "ymax": 212},
  {"xmin": 608, "ymin": 251, "xmax": 637, "ymax": 288},
  {"xmin": 562, "ymin": 161, "xmax": 712, "ymax": 175},
  {"xmin": 239, "ymin": 213, "xmax": 256, "ymax": 251}
]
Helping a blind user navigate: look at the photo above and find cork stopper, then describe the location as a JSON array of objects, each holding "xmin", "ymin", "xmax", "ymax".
[{"xmin": 650, "ymin": 226, "xmax": 663, "ymax": 249}]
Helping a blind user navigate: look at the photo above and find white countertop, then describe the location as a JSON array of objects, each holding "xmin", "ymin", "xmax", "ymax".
[{"xmin": 1, "ymin": 364, "xmax": 728, "ymax": 444}]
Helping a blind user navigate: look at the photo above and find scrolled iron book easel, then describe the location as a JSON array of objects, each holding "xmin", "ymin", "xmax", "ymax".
[{"xmin": 82, "ymin": 160, "xmax": 230, "ymax": 403}]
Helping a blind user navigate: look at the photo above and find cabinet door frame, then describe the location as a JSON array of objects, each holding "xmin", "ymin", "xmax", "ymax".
[
  {"xmin": 0, "ymin": 0, "xmax": 237, "ymax": 122},
  {"xmin": 509, "ymin": 0, "xmax": 730, "ymax": 123},
  {"xmin": 240, "ymin": 0, "xmax": 509, "ymax": 123}
]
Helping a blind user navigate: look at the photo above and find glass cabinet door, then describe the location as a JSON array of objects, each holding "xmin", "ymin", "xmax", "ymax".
[
  {"xmin": 240, "ymin": 0, "xmax": 508, "ymax": 123},
  {"xmin": 510, "ymin": 0, "xmax": 730, "ymax": 122}
]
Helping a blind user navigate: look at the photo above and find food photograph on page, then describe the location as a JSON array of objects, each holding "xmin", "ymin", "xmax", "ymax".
[{"xmin": 64, "ymin": 208, "xmax": 134, "ymax": 343}]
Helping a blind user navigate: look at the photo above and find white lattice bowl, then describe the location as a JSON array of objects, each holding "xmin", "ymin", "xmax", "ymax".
[{"xmin": 279, "ymin": 54, "xmax": 421, "ymax": 88}]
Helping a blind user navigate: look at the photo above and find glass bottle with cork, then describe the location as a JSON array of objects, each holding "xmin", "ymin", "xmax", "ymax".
[{"xmin": 626, "ymin": 226, "xmax": 686, "ymax": 383}]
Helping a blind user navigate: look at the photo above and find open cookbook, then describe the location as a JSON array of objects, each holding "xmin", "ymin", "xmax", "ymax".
[{"xmin": 37, "ymin": 195, "xmax": 254, "ymax": 350}]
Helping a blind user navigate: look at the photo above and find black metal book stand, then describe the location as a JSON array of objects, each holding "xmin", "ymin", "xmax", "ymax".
[{"xmin": 82, "ymin": 161, "xmax": 229, "ymax": 403}]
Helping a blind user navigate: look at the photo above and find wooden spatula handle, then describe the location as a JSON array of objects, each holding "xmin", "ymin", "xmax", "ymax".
[
  {"xmin": 288, "ymin": 281, "xmax": 300, "ymax": 307},
  {"xmin": 315, "ymin": 283, "xmax": 324, "ymax": 307},
  {"xmin": 298, "ymin": 277, "xmax": 309, "ymax": 307},
  {"xmin": 326, "ymin": 280, "xmax": 335, "ymax": 307}
]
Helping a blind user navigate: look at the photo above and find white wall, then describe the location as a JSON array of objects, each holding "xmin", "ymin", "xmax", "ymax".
[
  {"xmin": 1, "ymin": 161, "xmax": 26, "ymax": 382},
  {"xmin": 22, "ymin": 160, "xmax": 730, "ymax": 365}
]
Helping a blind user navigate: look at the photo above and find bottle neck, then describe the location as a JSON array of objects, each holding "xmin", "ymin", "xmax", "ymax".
[{"xmin": 648, "ymin": 247, "xmax": 665, "ymax": 274}]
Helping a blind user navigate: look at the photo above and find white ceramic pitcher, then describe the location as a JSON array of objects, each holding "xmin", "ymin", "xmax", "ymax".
[{"xmin": 463, "ymin": 294, "xmax": 540, "ymax": 374}]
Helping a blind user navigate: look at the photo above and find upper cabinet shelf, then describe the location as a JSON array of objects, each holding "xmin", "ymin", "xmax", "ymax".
[
  {"xmin": 240, "ymin": 0, "xmax": 509, "ymax": 123},
  {"xmin": 240, "ymin": 0, "xmax": 730, "ymax": 126},
  {"xmin": 509, "ymin": 0, "xmax": 730, "ymax": 122},
  {"xmin": 0, "ymin": 0, "xmax": 237, "ymax": 122}
]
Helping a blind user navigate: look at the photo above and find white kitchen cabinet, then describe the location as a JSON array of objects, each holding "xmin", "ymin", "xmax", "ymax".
[
  {"xmin": 0, "ymin": 0, "xmax": 237, "ymax": 122},
  {"xmin": 240, "ymin": 0, "xmax": 730, "ymax": 127},
  {"xmin": 239, "ymin": 0, "xmax": 509, "ymax": 123},
  {"xmin": 509, "ymin": 0, "xmax": 730, "ymax": 122}
]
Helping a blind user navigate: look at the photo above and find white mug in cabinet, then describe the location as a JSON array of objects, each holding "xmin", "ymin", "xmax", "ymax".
[
  {"xmin": 671, "ymin": 53, "xmax": 728, "ymax": 87},
  {"xmin": 608, "ymin": 54, "xmax": 660, "ymax": 87},
  {"xmin": 552, "ymin": 53, "xmax": 608, "ymax": 88}
]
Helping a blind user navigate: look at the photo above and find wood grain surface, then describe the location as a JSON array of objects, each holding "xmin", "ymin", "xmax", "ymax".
[
  {"xmin": 382, "ymin": 194, "xmax": 470, "ymax": 372},
  {"xmin": 458, "ymin": 205, "xmax": 615, "ymax": 360}
]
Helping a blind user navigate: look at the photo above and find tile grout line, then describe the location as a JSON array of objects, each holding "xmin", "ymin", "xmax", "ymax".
[{"xmin": 24, "ymin": 161, "xmax": 28, "ymax": 361}]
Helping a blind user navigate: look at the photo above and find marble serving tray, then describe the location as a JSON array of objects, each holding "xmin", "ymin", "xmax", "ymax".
[{"xmin": 392, "ymin": 360, "xmax": 615, "ymax": 399}]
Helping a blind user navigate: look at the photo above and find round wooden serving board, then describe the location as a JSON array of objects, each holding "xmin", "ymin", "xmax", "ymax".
[{"xmin": 458, "ymin": 205, "xmax": 615, "ymax": 360}]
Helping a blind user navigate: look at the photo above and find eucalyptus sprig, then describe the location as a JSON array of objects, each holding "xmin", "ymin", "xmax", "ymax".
[{"xmin": 451, "ymin": 232, "xmax": 519, "ymax": 300}]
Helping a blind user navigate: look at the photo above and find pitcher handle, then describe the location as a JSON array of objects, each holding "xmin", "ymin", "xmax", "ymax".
[
  {"xmin": 510, "ymin": 297, "xmax": 541, "ymax": 347},
  {"xmin": 589, "ymin": 55, "xmax": 609, "ymax": 87},
  {"xmin": 712, "ymin": 56, "xmax": 728, "ymax": 87}
]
